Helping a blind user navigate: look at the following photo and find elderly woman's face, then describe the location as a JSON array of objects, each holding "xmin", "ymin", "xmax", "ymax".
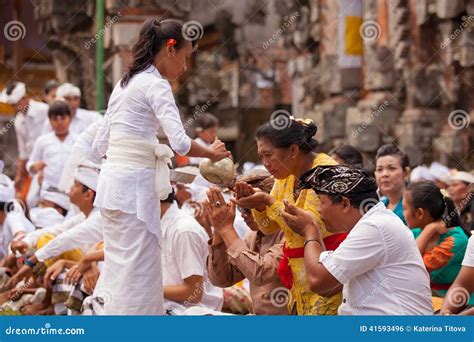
[
  {"xmin": 447, "ymin": 180, "xmax": 469, "ymax": 204},
  {"xmin": 257, "ymin": 138, "xmax": 294, "ymax": 180}
]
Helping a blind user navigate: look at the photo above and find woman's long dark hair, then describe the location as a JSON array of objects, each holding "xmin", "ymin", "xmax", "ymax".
[
  {"xmin": 121, "ymin": 18, "xmax": 195, "ymax": 87},
  {"xmin": 407, "ymin": 181, "xmax": 470, "ymax": 236}
]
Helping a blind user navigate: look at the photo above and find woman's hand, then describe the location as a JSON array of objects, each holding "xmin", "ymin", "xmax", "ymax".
[
  {"xmin": 282, "ymin": 200, "xmax": 321, "ymax": 239},
  {"xmin": 206, "ymin": 188, "xmax": 236, "ymax": 232},
  {"xmin": 231, "ymin": 191, "xmax": 273, "ymax": 212},
  {"xmin": 208, "ymin": 138, "xmax": 231, "ymax": 162},
  {"xmin": 425, "ymin": 220, "xmax": 449, "ymax": 235},
  {"xmin": 234, "ymin": 181, "xmax": 255, "ymax": 199}
]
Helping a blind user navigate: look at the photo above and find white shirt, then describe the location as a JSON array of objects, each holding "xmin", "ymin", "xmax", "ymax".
[
  {"xmin": 320, "ymin": 202, "xmax": 433, "ymax": 315},
  {"xmin": 0, "ymin": 212, "xmax": 35, "ymax": 258},
  {"xmin": 14, "ymin": 100, "xmax": 49, "ymax": 160},
  {"xmin": 94, "ymin": 65, "xmax": 191, "ymax": 235},
  {"xmin": 161, "ymin": 202, "xmax": 223, "ymax": 311},
  {"xmin": 35, "ymin": 209, "xmax": 102, "ymax": 262},
  {"xmin": 22, "ymin": 212, "xmax": 86, "ymax": 252},
  {"xmin": 27, "ymin": 132, "xmax": 76, "ymax": 188},
  {"xmin": 188, "ymin": 137, "xmax": 209, "ymax": 166},
  {"xmin": 462, "ymin": 234, "xmax": 474, "ymax": 267}
]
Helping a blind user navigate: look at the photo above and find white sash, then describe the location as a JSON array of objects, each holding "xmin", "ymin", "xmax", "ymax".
[{"xmin": 106, "ymin": 132, "xmax": 174, "ymax": 200}]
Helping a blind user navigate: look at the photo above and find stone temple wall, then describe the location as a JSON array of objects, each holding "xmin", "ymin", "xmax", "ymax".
[
  {"xmin": 31, "ymin": 0, "xmax": 474, "ymax": 168},
  {"xmin": 278, "ymin": 0, "xmax": 474, "ymax": 170}
]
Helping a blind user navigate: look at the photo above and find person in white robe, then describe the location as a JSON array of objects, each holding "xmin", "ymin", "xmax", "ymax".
[
  {"xmin": 161, "ymin": 193, "xmax": 223, "ymax": 314},
  {"xmin": 92, "ymin": 18, "xmax": 229, "ymax": 315},
  {"xmin": 52, "ymin": 83, "xmax": 102, "ymax": 135},
  {"xmin": 7, "ymin": 161, "xmax": 101, "ymax": 288},
  {"xmin": 26, "ymin": 100, "xmax": 76, "ymax": 208},
  {"xmin": 0, "ymin": 82, "xmax": 49, "ymax": 193}
]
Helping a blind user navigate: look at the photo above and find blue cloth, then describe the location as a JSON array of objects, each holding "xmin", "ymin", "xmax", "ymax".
[{"xmin": 381, "ymin": 197, "xmax": 407, "ymax": 225}]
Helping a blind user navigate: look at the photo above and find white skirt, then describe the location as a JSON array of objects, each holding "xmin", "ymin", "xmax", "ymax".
[{"xmin": 94, "ymin": 208, "xmax": 163, "ymax": 315}]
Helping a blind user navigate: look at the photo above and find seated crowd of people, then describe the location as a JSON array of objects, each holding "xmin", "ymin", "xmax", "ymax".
[{"xmin": 0, "ymin": 80, "xmax": 473, "ymax": 316}]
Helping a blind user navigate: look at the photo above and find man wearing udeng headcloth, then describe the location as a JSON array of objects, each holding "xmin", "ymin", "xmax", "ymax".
[{"xmin": 282, "ymin": 165, "xmax": 433, "ymax": 315}]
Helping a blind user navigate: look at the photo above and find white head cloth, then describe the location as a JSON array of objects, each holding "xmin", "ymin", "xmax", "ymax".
[
  {"xmin": 56, "ymin": 83, "xmax": 81, "ymax": 98},
  {"xmin": 29, "ymin": 207, "xmax": 65, "ymax": 228},
  {"xmin": 40, "ymin": 185, "xmax": 70, "ymax": 211},
  {"xmin": 0, "ymin": 173, "xmax": 15, "ymax": 202},
  {"xmin": 429, "ymin": 162, "xmax": 450, "ymax": 181},
  {"xmin": 448, "ymin": 171, "xmax": 474, "ymax": 184},
  {"xmin": 75, "ymin": 160, "xmax": 100, "ymax": 192},
  {"xmin": 0, "ymin": 82, "xmax": 26, "ymax": 105}
]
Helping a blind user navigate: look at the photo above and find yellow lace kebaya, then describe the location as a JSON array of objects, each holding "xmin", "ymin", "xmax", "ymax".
[{"xmin": 252, "ymin": 153, "xmax": 343, "ymax": 315}]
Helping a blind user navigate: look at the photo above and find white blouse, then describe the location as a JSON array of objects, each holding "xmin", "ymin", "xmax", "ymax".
[{"xmin": 94, "ymin": 65, "xmax": 192, "ymax": 235}]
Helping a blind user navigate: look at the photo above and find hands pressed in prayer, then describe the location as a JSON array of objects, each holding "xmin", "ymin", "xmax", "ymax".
[
  {"xmin": 231, "ymin": 182, "xmax": 273, "ymax": 212},
  {"xmin": 234, "ymin": 181, "xmax": 255, "ymax": 199},
  {"xmin": 194, "ymin": 201, "xmax": 213, "ymax": 238},
  {"xmin": 206, "ymin": 188, "xmax": 236, "ymax": 232},
  {"xmin": 208, "ymin": 138, "xmax": 231, "ymax": 162},
  {"xmin": 282, "ymin": 200, "xmax": 322, "ymax": 240}
]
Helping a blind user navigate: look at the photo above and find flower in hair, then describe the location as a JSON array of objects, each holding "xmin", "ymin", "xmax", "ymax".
[{"xmin": 166, "ymin": 38, "xmax": 177, "ymax": 47}]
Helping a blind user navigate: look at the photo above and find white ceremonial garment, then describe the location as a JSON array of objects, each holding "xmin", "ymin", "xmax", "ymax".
[
  {"xmin": 14, "ymin": 100, "xmax": 49, "ymax": 160},
  {"xmin": 320, "ymin": 202, "xmax": 433, "ymax": 315},
  {"xmin": 27, "ymin": 132, "xmax": 76, "ymax": 188},
  {"xmin": 93, "ymin": 65, "xmax": 191, "ymax": 316},
  {"xmin": 35, "ymin": 209, "xmax": 102, "ymax": 262},
  {"xmin": 162, "ymin": 203, "xmax": 223, "ymax": 311},
  {"xmin": 58, "ymin": 117, "xmax": 103, "ymax": 192},
  {"xmin": 22, "ymin": 212, "xmax": 86, "ymax": 253},
  {"xmin": 0, "ymin": 212, "xmax": 35, "ymax": 258}
]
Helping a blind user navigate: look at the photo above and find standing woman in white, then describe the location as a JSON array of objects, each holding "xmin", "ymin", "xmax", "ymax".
[{"xmin": 92, "ymin": 18, "xmax": 230, "ymax": 315}]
